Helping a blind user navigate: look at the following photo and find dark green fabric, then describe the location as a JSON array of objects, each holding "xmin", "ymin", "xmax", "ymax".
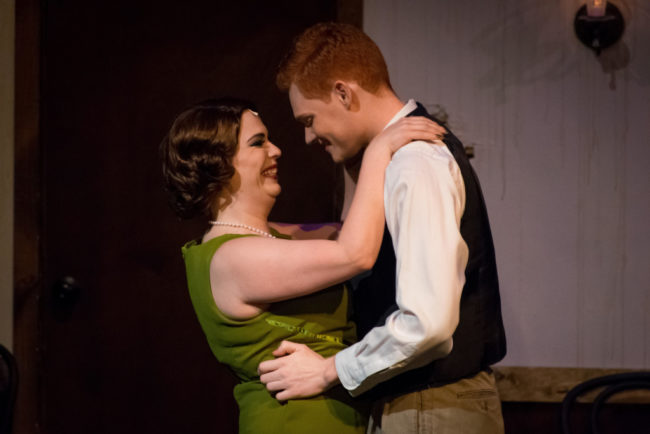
[{"xmin": 182, "ymin": 233, "xmax": 367, "ymax": 433}]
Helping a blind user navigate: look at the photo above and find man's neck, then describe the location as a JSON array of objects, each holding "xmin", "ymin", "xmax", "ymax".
[
  {"xmin": 343, "ymin": 150, "xmax": 364, "ymax": 183},
  {"xmin": 344, "ymin": 90, "xmax": 406, "ymax": 184}
]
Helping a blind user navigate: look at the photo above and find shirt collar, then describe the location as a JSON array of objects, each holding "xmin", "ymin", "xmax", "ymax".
[{"xmin": 384, "ymin": 99, "xmax": 418, "ymax": 129}]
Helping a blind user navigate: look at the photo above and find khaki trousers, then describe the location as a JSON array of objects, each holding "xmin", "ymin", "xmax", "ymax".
[{"xmin": 367, "ymin": 370, "xmax": 504, "ymax": 434}]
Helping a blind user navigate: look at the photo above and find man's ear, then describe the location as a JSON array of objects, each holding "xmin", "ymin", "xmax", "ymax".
[{"xmin": 333, "ymin": 81, "xmax": 353, "ymax": 109}]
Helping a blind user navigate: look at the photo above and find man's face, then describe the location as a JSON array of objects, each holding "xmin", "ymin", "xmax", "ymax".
[{"xmin": 288, "ymin": 84, "xmax": 365, "ymax": 163}]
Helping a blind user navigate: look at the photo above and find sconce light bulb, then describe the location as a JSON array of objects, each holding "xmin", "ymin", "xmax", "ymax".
[{"xmin": 587, "ymin": 0, "xmax": 607, "ymax": 17}]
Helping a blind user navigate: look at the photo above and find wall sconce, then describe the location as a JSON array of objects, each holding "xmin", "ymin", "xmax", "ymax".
[{"xmin": 574, "ymin": 1, "xmax": 625, "ymax": 55}]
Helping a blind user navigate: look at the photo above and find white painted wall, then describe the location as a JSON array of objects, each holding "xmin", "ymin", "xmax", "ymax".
[
  {"xmin": 365, "ymin": 0, "xmax": 650, "ymax": 368},
  {"xmin": 0, "ymin": 0, "xmax": 15, "ymax": 350}
]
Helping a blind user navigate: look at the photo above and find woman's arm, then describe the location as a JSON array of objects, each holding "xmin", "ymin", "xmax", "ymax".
[
  {"xmin": 269, "ymin": 222, "xmax": 341, "ymax": 240},
  {"xmin": 213, "ymin": 117, "xmax": 444, "ymax": 316}
]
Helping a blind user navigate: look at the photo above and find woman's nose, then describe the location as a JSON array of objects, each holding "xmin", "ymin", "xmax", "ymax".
[{"xmin": 268, "ymin": 141, "xmax": 281, "ymax": 158}]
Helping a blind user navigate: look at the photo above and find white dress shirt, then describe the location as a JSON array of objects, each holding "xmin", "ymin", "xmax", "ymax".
[{"xmin": 334, "ymin": 99, "xmax": 470, "ymax": 396}]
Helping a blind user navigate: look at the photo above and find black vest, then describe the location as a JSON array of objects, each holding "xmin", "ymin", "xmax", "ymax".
[{"xmin": 350, "ymin": 103, "xmax": 507, "ymax": 399}]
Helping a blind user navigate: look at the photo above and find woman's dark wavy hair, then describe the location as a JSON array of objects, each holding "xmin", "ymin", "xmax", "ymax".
[{"xmin": 160, "ymin": 97, "xmax": 256, "ymax": 219}]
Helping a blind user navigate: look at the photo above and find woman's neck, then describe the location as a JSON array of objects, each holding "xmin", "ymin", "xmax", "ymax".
[
  {"xmin": 214, "ymin": 210, "xmax": 271, "ymax": 230},
  {"xmin": 211, "ymin": 198, "xmax": 273, "ymax": 233}
]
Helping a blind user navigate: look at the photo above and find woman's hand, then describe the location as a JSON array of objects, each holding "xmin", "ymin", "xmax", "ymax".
[{"xmin": 369, "ymin": 116, "xmax": 445, "ymax": 155}]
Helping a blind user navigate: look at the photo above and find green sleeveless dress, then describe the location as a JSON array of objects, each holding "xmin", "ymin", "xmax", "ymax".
[{"xmin": 182, "ymin": 233, "xmax": 368, "ymax": 434}]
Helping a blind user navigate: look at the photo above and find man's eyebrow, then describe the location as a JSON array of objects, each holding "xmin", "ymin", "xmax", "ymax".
[{"xmin": 246, "ymin": 132, "xmax": 265, "ymax": 144}]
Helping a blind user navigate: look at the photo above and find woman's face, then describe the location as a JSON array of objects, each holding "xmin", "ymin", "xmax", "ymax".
[{"xmin": 228, "ymin": 110, "xmax": 282, "ymax": 204}]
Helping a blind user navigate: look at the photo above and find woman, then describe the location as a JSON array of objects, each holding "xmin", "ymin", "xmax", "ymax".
[{"xmin": 160, "ymin": 97, "xmax": 442, "ymax": 433}]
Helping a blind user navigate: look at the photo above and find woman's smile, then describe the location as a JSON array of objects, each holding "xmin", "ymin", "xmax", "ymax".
[{"xmin": 261, "ymin": 164, "xmax": 278, "ymax": 179}]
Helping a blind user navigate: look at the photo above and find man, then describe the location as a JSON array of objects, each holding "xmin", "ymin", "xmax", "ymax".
[{"xmin": 259, "ymin": 22, "xmax": 507, "ymax": 433}]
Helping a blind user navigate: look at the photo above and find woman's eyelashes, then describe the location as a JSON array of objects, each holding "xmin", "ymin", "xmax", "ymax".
[{"xmin": 250, "ymin": 136, "xmax": 273, "ymax": 148}]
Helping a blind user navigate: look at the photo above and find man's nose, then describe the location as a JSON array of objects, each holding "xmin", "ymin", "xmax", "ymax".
[{"xmin": 305, "ymin": 129, "xmax": 316, "ymax": 145}]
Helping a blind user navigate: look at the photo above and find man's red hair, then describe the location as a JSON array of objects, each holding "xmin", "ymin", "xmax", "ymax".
[{"xmin": 277, "ymin": 22, "xmax": 392, "ymax": 99}]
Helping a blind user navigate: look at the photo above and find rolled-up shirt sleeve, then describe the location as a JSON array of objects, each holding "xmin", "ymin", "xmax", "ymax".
[{"xmin": 335, "ymin": 140, "xmax": 469, "ymax": 396}]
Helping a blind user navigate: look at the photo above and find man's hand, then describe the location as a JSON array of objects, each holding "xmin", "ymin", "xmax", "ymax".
[{"xmin": 258, "ymin": 341, "xmax": 340, "ymax": 400}]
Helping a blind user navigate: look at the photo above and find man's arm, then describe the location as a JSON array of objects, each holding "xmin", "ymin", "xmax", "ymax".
[
  {"xmin": 334, "ymin": 142, "xmax": 467, "ymax": 395},
  {"xmin": 259, "ymin": 142, "xmax": 467, "ymax": 398}
]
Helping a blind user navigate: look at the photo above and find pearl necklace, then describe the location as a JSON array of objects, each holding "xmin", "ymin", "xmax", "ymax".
[{"xmin": 209, "ymin": 221, "xmax": 276, "ymax": 239}]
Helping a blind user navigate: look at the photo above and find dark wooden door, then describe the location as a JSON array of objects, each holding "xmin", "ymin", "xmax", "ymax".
[{"xmin": 36, "ymin": 2, "xmax": 341, "ymax": 433}]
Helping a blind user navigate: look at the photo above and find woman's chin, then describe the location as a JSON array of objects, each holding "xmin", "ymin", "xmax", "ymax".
[{"xmin": 263, "ymin": 183, "xmax": 281, "ymax": 200}]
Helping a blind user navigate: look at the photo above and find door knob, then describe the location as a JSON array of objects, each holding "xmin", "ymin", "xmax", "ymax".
[{"xmin": 52, "ymin": 276, "xmax": 82, "ymax": 306}]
